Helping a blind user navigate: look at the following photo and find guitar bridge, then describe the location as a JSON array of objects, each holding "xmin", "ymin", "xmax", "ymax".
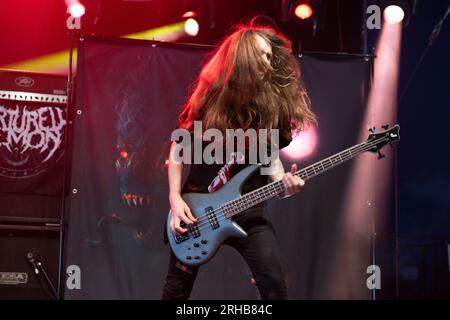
[
  {"xmin": 174, "ymin": 232, "xmax": 189, "ymax": 244},
  {"xmin": 174, "ymin": 221, "xmax": 191, "ymax": 243}
]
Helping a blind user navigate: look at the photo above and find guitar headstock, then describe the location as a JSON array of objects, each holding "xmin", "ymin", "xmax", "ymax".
[{"xmin": 366, "ymin": 124, "xmax": 400, "ymax": 158}]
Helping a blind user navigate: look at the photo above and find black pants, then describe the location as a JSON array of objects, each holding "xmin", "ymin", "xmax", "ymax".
[{"xmin": 161, "ymin": 208, "xmax": 287, "ymax": 300}]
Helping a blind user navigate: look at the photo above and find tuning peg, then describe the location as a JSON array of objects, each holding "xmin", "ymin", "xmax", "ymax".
[
  {"xmin": 369, "ymin": 127, "xmax": 376, "ymax": 133},
  {"xmin": 377, "ymin": 151, "xmax": 385, "ymax": 159},
  {"xmin": 382, "ymin": 124, "xmax": 389, "ymax": 130}
]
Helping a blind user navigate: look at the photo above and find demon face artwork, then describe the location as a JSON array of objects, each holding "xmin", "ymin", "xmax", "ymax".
[{"xmin": 90, "ymin": 68, "xmax": 171, "ymax": 255}]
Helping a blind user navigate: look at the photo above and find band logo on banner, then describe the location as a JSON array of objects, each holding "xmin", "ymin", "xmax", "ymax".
[{"xmin": 0, "ymin": 100, "xmax": 66, "ymax": 179}]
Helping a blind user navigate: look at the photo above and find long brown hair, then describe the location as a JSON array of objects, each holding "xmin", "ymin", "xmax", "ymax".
[{"xmin": 177, "ymin": 23, "xmax": 316, "ymax": 143}]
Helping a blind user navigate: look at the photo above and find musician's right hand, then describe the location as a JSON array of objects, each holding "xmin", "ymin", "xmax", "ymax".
[{"xmin": 169, "ymin": 193, "xmax": 197, "ymax": 235}]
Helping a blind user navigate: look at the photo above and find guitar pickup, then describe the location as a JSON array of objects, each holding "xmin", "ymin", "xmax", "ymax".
[
  {"xmin": 205, "ymin": 206, "xmax": 220, "ymax": 230},
  {"xmin": 188, "ymin": 224, "xmax": 201, "ymax": 238}
]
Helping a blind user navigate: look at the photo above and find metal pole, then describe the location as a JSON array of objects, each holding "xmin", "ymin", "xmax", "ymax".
[{"xmin": 57, "ymin": 26, "xmax": 75, "ymax": 300}]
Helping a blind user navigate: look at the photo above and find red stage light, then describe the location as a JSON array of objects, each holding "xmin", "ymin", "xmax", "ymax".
[
  {"xmin": 294, "ymin": 3, "xmax": 314, "ymax": 20},
  {"xmin": 120, "ymin": 150, "xmax": 128, "ymax": 159},
  {"xmin": 182, "ymin": 11, "xmax": 196, "ymax": 19}
]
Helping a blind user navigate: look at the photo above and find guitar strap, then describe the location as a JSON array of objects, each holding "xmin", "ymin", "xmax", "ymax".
[{"xmin": 207, "ymin": 151, "xmax": 244, "ymax": 193}]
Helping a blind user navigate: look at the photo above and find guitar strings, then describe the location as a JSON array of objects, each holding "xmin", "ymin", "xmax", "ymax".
[
  {"xmin": 184, "ymin": 136, "xmax": 384, "ymax": 233},
  {"xmin": 175, "ymin": 135, "xmax": 389, "ymax": 233},
  {"xmin": 171, "ymin": 134, "xmax": 393, "ymax": 235}
]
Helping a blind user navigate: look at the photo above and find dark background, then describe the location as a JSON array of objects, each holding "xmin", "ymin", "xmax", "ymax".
[{"xmin": 394, "ymin": 1, "xmax": 450, "ymax": 299}]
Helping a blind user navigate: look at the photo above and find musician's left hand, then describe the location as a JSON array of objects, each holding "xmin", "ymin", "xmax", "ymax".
[{"xmin": 280, "ymin": 163, "xmax": 305, "ymax": 198}]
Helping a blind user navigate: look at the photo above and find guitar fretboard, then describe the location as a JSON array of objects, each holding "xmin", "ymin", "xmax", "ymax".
[{"xmin": 221, "ymin": 140, "xmax": 371, "ymax": 218}]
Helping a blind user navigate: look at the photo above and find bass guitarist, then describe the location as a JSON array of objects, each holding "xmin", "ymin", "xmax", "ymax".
[{"xmin": 162, "ymin": 21, "xmax": 316, "ymax": 300}]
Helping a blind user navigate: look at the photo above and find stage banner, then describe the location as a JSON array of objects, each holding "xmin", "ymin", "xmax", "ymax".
[
  {"xmin": 65, "ymin": 37, "xmax": 393, "ymax": 299},
  {"xmin": 0, "ymin": 70, "xmax": 67, "ymax": 220}
]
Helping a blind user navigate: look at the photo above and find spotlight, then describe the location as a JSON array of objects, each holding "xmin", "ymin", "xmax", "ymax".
[
  {"xmin": 181, "ymin": 11, "xmax": 200, "ymax": 37},
  {"xmin": 65, "ymin": 0, "xmax": 85, "ymax": 18},
  {"xmin": 184, "ymin": 18, "xmax": 199, "ymax": 37},
  {"xmin": 377, "ymin": 0, "xmax": 418, "ymax": 27},
  {"xmin": 282, "ymin": 0, "xmax": 320, "ymax": 22},
  {"xmin": 180, "ymin": 1, "xmax": 215, "ymax": 39},
  {"xmin": 295, "ymin": 3, "xmax": 314, "ymax": 20},
  {"xmin": 384, "ymin": 5, "xmax": 405, "ymax": 24},
  {"xmin": 281, "ymin": 0, "xmax": 323, "ymax": 37}
]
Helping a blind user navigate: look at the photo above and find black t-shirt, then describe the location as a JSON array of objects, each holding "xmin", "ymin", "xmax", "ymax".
[
  {"xmin": 172, "ymin": 120, "xmax": 292, "ymax": 229},
  {"xmin": 179, "ymin": 126, "xmax": 292, "ymax": 197}
]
